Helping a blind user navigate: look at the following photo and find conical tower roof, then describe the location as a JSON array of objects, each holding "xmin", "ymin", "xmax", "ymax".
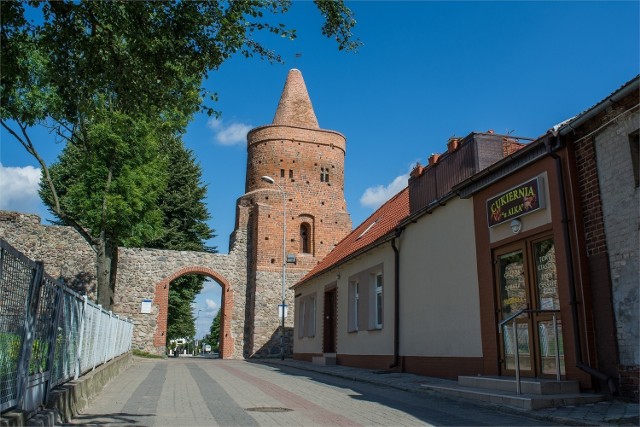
[{"xmin": 272, "ymin": 69, "xmax": 319, "ymax": 129}]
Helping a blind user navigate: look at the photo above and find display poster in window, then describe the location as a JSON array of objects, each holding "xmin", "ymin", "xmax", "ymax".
[
  {"xmin": 535, "ymin": 239, "xmax": 559, "ymax": 310},
  {"xmin": 499, "ymin": 250, "xmax": 526, "ymax": 316},
  {"xmin": 487, "ymin": 177, "xmax": 545, "ymax": 227}
]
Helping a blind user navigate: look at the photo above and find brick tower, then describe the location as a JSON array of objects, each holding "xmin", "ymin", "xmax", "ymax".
[{"xmin": 235, "ymin": 69, "xmax": 352, "ymax": 357}]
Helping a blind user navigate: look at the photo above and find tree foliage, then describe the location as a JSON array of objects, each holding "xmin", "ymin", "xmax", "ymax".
[
  {"xmin": 1, "ymin": 0, "xmax": 359, "ymax": 307},
  {"xmin": 206, "ymin": 311, "xmax": 222, "ymax": 350},
  {"xmin": 144, "ymin": 137, "xmax": 216, "ymax": 343}
]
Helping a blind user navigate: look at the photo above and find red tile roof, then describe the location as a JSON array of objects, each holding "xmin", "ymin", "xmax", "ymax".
[{"xmin": 294, "ymin": 187, "xmax": 410, "ymax": 287}]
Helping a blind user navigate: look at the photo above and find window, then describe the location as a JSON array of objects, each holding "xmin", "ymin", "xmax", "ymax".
[
  {"xmin": 320, "ymin": 167, "xmax": 330, "ymax": 183},
  {"xmin": 348, "ymin": 281, "xmax": 359, "ymax": 332},
  {"xmin": 280, "ymin": 169, "xmax": 285, "ymax": 178},
  {"xmin": 630, "ymin": 131, "xmax": 639, "ymax": 188},
  {"xmin": 300, "ymin": 223, "xmax": 311, "ymax": 253},
  {"xmin": 307, "ymin": 296, "xmax": 316, "ymax": 337},
  {"xmin": 289, "ymin": 169, "xmax": 294, "ymax": 179},
  {"xmin": 297, "ymin": 299, "xmax": 306, "ymax": 338},
  {"xmin": 348, "ymin": 266, "xmax": 384, "ymax": 332},
  {"xmin": 374, "ymin": 273, "xmax": 383, "ymax": 329},
  {"xmin": 297, "ymin": 294, "xmax": 316, "ymax": 338}
]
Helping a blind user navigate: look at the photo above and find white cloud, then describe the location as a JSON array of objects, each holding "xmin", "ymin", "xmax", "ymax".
[
  {"xmin": 0, "ymin": 163, "xmax": 42, "ymax": 213},
  {"xmin": 202, "ymin": 279, "xmax": 222, "ymax": 292},
  {"xmin": 207, "ymin": 118, "xmax": 252, "ymax": 146},
  {"xmin": 205, "ymin": 298, "xmax": 219, "ymax": 311},
  {"xmin": 360, "ymin": 166, "xmax": 416, "ymax": 211}
]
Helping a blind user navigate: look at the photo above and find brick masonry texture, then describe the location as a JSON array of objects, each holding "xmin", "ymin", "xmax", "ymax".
[
  {"xmin": 568, "ymin": 84, "xmax": 639, "ymax": 400},
  {"xmin": 593, "ymin": 111, "xmax": 639, "ymax": 368}
]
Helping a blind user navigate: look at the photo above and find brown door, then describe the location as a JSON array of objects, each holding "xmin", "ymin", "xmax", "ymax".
[
  {"xmin": 323, "ymin": 289, "xmax": 337, "ymax": 353},
  {"xmin": 495, "ymin": 235, "xmax": 565, "ymax": 378}
]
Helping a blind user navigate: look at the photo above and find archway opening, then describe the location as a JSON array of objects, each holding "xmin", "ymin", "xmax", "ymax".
[
  {"xmin": 166, "ymin": 275, "xmax": 223, "ymax": 358},
  {"xmin": 155, "ymin": 266, "xmax": 232, "ymax": 359}
]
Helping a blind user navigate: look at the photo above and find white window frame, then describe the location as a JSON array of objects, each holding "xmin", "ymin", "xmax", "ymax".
[
  {"xmin": 297, "ymin": 298, "xmax": 306, "ymax": 338},
  {"xmin": 348, "ymin": 280, "xmax": 359, "ymax": 332},
  {"xmin": 374, "ymin": 273, "xmax": 383, "ymax": 329}
]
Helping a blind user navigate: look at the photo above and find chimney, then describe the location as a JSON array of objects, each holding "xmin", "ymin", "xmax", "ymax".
[
  {"xmin": 428, "ymin": 153, "xmax": 440, "ymax": 166},
  {"xmin": 447, "ymin": 137, "xmax": 460, "ymax": 153},
  {"xmin": 410, "ymin": 164, "xmax": 424, "ymax": 179}
]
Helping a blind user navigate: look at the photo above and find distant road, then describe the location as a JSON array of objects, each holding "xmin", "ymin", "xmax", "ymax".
[{"xmin": 67, "ymin": 358, "xmax": 554, "ymax": 426}]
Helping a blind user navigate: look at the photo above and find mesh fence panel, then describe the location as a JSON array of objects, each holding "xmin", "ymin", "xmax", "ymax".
[
  {"xmin": 0, "ymin": 240, "xmax": 134, "ymax": 412},
  {"xmin": 29, "ymin": 277, "xmax": 58, "ymax": 376},
  {"xmin": 0, "ymin": 242, "xmax": 35, "ymax": 412}
]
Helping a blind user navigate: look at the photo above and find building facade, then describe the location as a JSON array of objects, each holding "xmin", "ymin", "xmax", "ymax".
[{"xmin": 293, "ymin": 76, "xmax": 639, "ymax": 400}]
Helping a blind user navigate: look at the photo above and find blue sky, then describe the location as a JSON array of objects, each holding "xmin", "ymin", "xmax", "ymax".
[{"xmin": 1, "ymin": 1, "xmax": 638, "ymax": 338}]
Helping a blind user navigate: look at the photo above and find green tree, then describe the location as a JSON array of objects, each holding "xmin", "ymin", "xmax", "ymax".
[
  {"xmin": 208, "ymin": 311, "xmax": 222, "ymax": 351},
  {"xmin": 146, "ymin": 137, "xmax": 216, "ymax": 343},
  {"xmin": 1, "ymin": 1, "xmax": 359, "ymax": 307}
]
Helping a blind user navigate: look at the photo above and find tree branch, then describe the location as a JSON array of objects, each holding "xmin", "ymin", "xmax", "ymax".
[{"xmin": 1, "ymin": 119, "xmax": 99, "ymax": 253}]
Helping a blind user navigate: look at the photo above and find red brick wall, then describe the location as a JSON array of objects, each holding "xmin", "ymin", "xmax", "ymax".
[
  {"xmin": 245, "ymin": 124, "xmax": 352, "ymax": 269},
  {"xmin": 153, "ymin": 266, "xmax": 235, "ymax": 359}
]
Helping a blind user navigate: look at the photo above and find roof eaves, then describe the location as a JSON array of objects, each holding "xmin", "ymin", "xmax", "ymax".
[
  {"xmin": 555, "ymin": 75, "xmax": 639, "ymax": 136},
  {"xmin": 293, "ymin": 228, "xmax": 399, "ymax": 288}
]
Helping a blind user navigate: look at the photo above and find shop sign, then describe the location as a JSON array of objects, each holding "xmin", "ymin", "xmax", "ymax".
[{"xmin": 487, "ymin": 177, "xmax": 545, "ymax": 227}]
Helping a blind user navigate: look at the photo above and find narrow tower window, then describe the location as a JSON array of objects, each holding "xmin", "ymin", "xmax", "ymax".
[
  {"xmin": 280, "ymin": 169, "xmax": 285, "ymax": 178},
  {"xmin": 289, "ymin": 169, "xmax": 294, "ymax": 179},
  {"xmin": 300, "ymin": 223, "xmax": 311, "ymax": 254},
  {"xmin": 320, "ymin": 167, "xmax": 330, "ymax": 183}
]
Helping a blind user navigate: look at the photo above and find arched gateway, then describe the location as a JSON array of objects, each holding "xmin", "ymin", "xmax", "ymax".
[
  {"xmin": 114, "ymin": 248, "xmax": 243, "ymax": 358},
  {"xmin": 0, "ymin": 69, "xmax": 352, "ymax": 359}
]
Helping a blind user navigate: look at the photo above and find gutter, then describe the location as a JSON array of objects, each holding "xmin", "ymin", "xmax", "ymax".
[
  {"xmin": 389, "ymin": 227, "xmax": 404, "ymax": 369},
  {"xmin": 556, "ymin": 77, "xmax": 639, "ymax": 136},
  {"xmin": 544, "ymin": 136, "xmax": 617, "ymax": 394}
]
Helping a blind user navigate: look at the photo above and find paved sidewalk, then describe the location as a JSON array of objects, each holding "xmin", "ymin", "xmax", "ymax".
[{"xmin": 257, "ymin": 359, "xmax": 639, "ymax": 426}]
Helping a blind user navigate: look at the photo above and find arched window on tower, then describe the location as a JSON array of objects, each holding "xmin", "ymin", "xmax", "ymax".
[{"xmin": 300, "ymin": 223, "xmax": 311, "ymax": 254}]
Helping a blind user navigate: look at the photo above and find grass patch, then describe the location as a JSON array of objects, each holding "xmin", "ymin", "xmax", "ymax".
[{"xmin": 132, "ymin": 349, "xmax": 165, "ymax": 359}]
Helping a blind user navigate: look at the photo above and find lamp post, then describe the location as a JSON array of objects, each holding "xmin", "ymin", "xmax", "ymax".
[
  {"xmin": 194, "ymin": 309, "xmax": 202, "ymax": 356},
  {"xmin": 261, "ymin": 175, "xmax": 286, "ymax": 360}
]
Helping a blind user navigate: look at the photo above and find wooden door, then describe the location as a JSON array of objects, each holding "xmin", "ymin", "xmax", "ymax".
[{"xmin": 323, "ymin": 290, "xmax": 337, "ymax": 353}]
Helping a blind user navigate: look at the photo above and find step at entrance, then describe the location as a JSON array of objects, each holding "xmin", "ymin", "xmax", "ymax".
[
  {"xmin": 312, "ymin": 353, "xmax": 336, "ymax": 366},
  {"xmin": 458, "ymin": 376, "xmax": 580, "ymax": 395},
  {"xmin": 421, "ymin": 376, "xmax": 606, "ymax": 410}
]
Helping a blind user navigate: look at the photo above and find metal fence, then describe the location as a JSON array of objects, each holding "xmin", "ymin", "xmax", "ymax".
[{"xmin": 0, "ymin": 239, "xmax": 134, "ymax": 413}]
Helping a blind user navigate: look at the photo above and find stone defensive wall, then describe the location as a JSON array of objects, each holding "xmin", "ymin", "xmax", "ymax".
[
  {"xmin": 0, "ymin": 210, "xmax": 248, "ymax": 359},
  {"xmin": 0, "ymin": 211, "xmax": 97, "ymax": 298}
]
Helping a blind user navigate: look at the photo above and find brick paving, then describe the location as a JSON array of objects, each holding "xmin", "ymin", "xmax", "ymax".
[
  {"xmin": 259, "ymin": 359, "xmax": 639, "ymax": 426},
  {"xmin": 63, "ymin": 356, "xmax": 589, "ymax": 426}
]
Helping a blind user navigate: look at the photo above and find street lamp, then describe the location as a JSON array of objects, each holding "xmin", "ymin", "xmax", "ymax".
[
  {"xmin": 194, "ymin": 309, "xmax": 202, "ymax": 356},
  {"xmin": 261, "ymin": 175, "xmax": 287, "ymax": 360}
]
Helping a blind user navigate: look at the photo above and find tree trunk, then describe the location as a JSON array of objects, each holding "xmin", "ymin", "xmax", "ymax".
[{"xmin": 96, "ymin": 236, "xmax": 118, "ymax": 309}]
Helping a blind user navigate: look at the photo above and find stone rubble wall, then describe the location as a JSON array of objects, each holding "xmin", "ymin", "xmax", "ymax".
[{"xmin": 0, "ymin": 211, "xmax": 97, "ymax": 298}]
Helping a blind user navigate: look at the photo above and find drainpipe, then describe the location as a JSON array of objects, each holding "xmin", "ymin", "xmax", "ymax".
[
  {"xmin": 389, "ymin": 227, "xmax": 404, "ymax": 369},
  {"xmin": 544, "ymin": 136, "xmax": 617, "ymax": 394}
]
